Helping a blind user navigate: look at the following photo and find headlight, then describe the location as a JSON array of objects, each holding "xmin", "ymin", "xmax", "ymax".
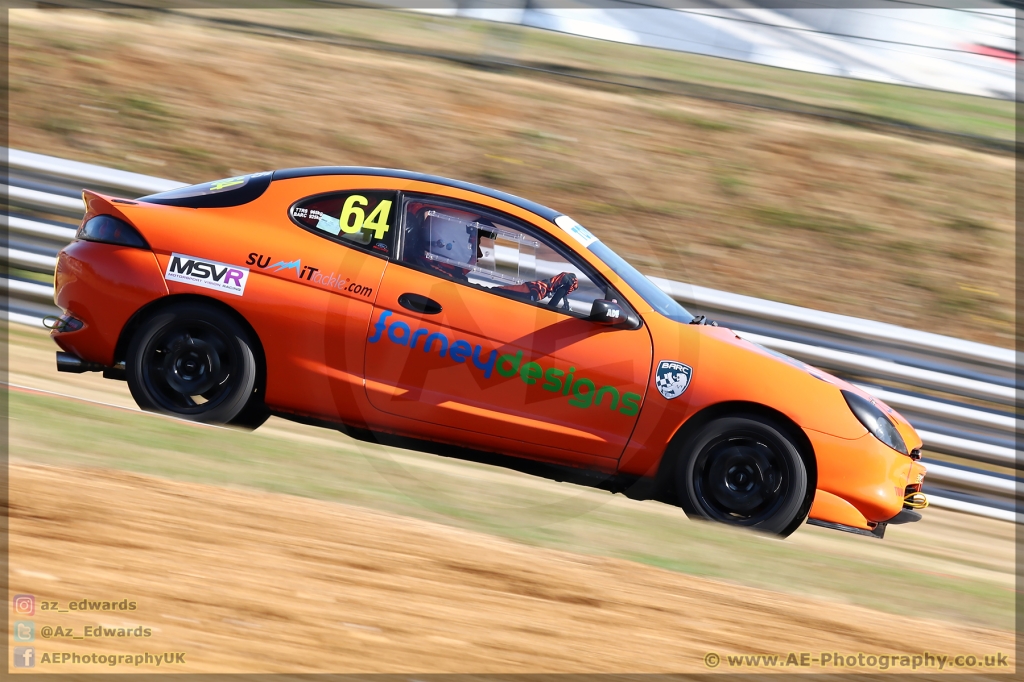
[{"xmin": 841, "ymin": 390, "xmax": 908, "ymax": 455}]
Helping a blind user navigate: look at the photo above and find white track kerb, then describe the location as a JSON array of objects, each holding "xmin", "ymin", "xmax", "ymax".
[{"xmin": 3, "ymin": 148, "xmax": 1019, "ymax": 523}]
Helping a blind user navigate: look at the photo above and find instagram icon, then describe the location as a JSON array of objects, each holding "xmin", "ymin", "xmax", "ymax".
[{"xmin": 13, "ymin": 595, "xmax": 34, "ymax": 616}]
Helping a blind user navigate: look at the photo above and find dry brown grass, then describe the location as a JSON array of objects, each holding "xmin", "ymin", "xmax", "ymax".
[{"xmin": 9, "ymin": 8, "xmax": 1014, "ymax": 345}]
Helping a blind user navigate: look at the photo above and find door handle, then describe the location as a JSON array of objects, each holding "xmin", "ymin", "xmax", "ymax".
[{"xmin": 398, "ymin": 293, "xmax": 442, "ymax": 315}]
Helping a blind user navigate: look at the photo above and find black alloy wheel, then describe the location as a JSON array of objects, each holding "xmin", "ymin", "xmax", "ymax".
[
  {"xmin": 675, "ymin": 416, "xmax": 809, "ymax": 536},
  {"xmin": 126, "ymin": 302, "xmax": 262, "ymax": 425}
]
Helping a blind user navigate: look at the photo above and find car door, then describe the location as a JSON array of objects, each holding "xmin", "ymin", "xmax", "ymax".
[{"xmin": 363, "ymin": 194, "xmax": 653, "ymax": 463}]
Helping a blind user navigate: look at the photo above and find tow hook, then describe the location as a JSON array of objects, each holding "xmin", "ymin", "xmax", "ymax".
[{"xmin": 904, "ymin": 491, "xmax": 929, "ymax": 509}]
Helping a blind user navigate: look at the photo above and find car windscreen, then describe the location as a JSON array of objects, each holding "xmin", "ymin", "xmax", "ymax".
[
  {"xmin": 137, "ymin": 171, "xmax": 273, "ymax": 208},
  {"xmin": 587, "ymin": 239, "xmax": 694, "ymax": 324}
]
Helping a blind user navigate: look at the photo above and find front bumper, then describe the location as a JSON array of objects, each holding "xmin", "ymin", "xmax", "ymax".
[{"xmin": 806, "ymin": 428, "xmax": 924, "ymax": 532}]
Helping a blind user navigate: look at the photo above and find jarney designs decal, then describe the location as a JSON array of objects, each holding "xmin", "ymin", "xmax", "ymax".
[
  {"xmin": 165, "ymin": 253, "xmax": 248, "ymax": 296},
  {"xmin": 368, "ymin": 310, "xmax": 641, "ymax": 415}
]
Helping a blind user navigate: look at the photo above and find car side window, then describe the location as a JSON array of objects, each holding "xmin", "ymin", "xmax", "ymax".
[
  {"xmin": 289, "ymin": 190, "xmax": 397, "ymax": 257},
  {"xmin": 398, "ymin": 196, "xmax": 610, "ymax": 316}
]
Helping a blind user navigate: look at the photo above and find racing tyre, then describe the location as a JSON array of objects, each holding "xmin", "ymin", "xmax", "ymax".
[
  {"xmin": 674, "ymin": 416, "xmax": 808, "ymax": 536},
  {"xmin": 226, "ymin": 392, "xmax": 270, "ymax": 430},
  {"xmin": 126, "ymin": 302, "xmax": 261, "ymax": 425}
]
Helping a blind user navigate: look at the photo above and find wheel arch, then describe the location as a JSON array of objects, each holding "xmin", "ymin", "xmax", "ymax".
[
  {"xmin": 113, "ymin": 294, "xmax": 267, "ymax": 386},
  {"xmin": 655, "ymin": 401, "xmax": 818, "ymax": 521}
]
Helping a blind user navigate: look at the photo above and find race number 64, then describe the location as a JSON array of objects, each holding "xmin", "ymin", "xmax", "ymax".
[{"xmin": 341, "ymin": 195, "xmax": 392, "ymax": 239}]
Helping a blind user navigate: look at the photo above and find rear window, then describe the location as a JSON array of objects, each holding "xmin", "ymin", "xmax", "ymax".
[
  {"xmin": 289, "ymin": 190, "xmax": 397, "ymax": 256},
  {"xmin": 137, "ymin": 172, "xmax": 273, "ymax": 208}
]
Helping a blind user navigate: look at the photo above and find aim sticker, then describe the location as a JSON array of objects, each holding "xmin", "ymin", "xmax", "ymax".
[
  {"xmin": 554, "ymin": 215, "xmax": 598, "ymax": 248},
  {"xmin": 165, "ymin": 253, "xmax": 249, "ymax": 296},
  {"xmin": 655, "ymin": 360, "xmax": 692, "ymax": 400}
]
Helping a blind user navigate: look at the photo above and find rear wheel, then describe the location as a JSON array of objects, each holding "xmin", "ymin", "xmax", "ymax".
[
  {"xmin": 674, "ymin": 415, "xmax": 808, "ymax": 536},
  {"xmin": 227, "ymin": 399, "xmax": 270, "ymax": 430},
  {"xmin": 126, "ymin": 302, "xmax": 263, "ymax": 426}
]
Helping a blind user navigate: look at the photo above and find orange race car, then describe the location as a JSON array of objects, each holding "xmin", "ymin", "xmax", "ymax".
[{"xmin": 49, "ymin": 168, "xmax": 928, "ymax": 537}]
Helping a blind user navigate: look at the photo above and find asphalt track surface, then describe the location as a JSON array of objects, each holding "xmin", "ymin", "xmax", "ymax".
[{"xmin": 6, "ymin": 328, "xmax": 1016, "ymax": 674}]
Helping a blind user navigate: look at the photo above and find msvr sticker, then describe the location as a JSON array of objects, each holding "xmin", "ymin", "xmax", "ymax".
[{"xmin": 165, "ymin": 253, "xmax": 249, "ymax": 296}]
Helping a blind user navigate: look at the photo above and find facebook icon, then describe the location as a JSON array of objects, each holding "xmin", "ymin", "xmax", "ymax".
[{"xmin": 13, "ymin": 646, "xmax": 35, "ymax": 668}]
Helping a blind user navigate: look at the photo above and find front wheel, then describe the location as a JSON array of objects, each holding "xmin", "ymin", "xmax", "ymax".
[
  {"xmin": 674, "ymin": 415, "xmax": 808, "ymax": 536},
  {"xmin": 126, "ymin": 302, "xmax": 262, "ymax": 425}
]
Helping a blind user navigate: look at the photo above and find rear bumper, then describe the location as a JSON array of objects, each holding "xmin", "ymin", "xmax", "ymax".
[{"xmin": 51, "ymin": 241, "xmax": 167, "ymax": 366}]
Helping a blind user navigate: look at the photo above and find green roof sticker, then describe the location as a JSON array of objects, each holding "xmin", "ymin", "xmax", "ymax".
[{"xmin": 209, "ymin": 176, "xmax": 248, "ymax": 192}]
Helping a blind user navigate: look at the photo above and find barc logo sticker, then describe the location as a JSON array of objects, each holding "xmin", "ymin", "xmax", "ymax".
[
  {"xmin": 655, "ymin": 360, "xmax": 692, "ymax": 400},
  {"xmin": 165, "ymin": 253, "xmax": 248, "ymax": 296}
]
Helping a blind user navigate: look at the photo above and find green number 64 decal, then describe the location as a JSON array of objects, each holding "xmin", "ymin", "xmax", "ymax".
[{"xmin": 341, "ymin": 195, "xmax": 392, "ymax": 239}]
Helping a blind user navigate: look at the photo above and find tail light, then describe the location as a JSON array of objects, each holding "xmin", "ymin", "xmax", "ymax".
[{"xmin": 77, "ymin": 215, "xmax": 149, "ymax": 249}]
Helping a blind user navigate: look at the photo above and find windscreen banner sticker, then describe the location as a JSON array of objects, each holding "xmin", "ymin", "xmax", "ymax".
[
  {"xmin": 554, "ymin": 215, "xmax": 598, "ymax": 248},
  {"xmin": 165, "ymin": 253, "xmax": 249, "ymax": 296},
  {"xmin": 655, "ymin": 360, "xmax": 692, "ymax": 400}
]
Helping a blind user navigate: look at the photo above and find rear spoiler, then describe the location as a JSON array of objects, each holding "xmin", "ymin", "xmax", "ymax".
[{"xmin": 81, "ymin": 190, "xmax": 139, "ymax": 226}]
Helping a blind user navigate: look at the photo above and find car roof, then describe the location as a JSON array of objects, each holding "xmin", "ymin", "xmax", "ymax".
[{"xmin": 272, "ymin": 167, "xmax": 562, "ymax": 223}]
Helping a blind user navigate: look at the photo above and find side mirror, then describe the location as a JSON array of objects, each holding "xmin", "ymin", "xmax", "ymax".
[{"xmin": 588, "ymin": 299, "xmax": 637, "ymax": 328}]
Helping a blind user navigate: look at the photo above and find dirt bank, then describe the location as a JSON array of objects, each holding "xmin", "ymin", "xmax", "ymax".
[
  {"xmin": 8, "ymin": 461, "xmax": 1013, "ymax": 674},
  {"xmin": 9, "ymin": 8, "xmax": 1014, "ymax": 345}
]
